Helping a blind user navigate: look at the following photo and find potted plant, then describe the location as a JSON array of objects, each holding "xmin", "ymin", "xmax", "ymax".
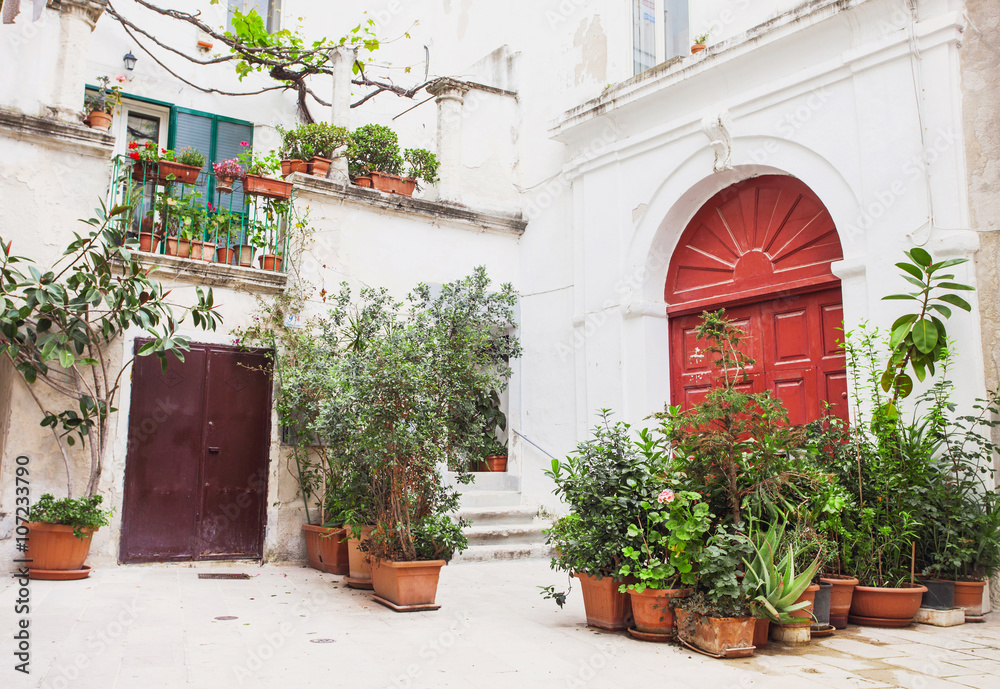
[
  {"xmin": 251, "ymin": 198, "xmax": 288, "ymax": 272},
  {"xmin": 277, "ymin": 126, "xmax": 309, "ymax": 177},
  {"xmin": 158, "ymin": 147, "xmax": 206, "ymax": 184},
  {"xmin": 24, "ymin": 494, "xmax": 112, "ymax": 579},
  {"xmin": 239, "ymin": 143, "xmax": 292, "ymax": 199},
  {"xmin": 347, "ymin": 124, "xmax": 438, "ymax": 197},
  {"xmin": 213, "ymin": 158, "xmax": 245, "ymax": 193},
  {"xmin": 618, "ymin": 487, "xmax": 711, "ymax": 639},
  {"xmin": 296, "ymin": 123, "xmax": 351, "ymax": 177},
  {"xmin": 744, "ymin": 524, "xmax": 822, "ymax": 646},
  {"xmin": 128, "ymin": 140, "xmax": 162, "ymax": 183},
  {"xmin": 474, "ymin": 390, "xmax": 508, "ymax": 472},
  {"xmin": 83, "ymin": 75, "xmax": 122, "ymax": 131},
  {"xmin": 541, "ymin": 412, "xmax": 662, "ymax": 630},
  {"xmin": 674, "ymin": 526, "xmax": 758, "ymax": 658},
  {"xmin": 691, "ymin": 32, "xmax": 709, "ymax": 54},
  {"xmin": 403, "ymin": 148, "xmax": 440, "ymax": 191},
  {"xmin": 210, "ymin": 210, "xmax": 243, "ymax": 264},
  {"xmin": 0, "ymin": 203, "xmax": 221, "ymax": 578}
]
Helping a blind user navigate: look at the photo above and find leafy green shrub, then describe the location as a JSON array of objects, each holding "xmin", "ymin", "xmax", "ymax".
[
  {"xmin": 413, "ymin": 513, "xmax": 469, "ymax": 562},
  {"xmin": 30, "ymin": 493, "xmax": 113, "ymax": 538},
  {"xmin": 404, "ymin": 148, "xmax": 440, "ymax": 184},
  {"xmin": 347, "ymin": 123, "xmax": 403, "ymax": 176}
]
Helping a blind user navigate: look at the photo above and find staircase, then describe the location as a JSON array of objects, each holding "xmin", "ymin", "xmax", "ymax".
[{"xmin": 448, "ymin": 471, "xmax": 553, "ymax": 563}]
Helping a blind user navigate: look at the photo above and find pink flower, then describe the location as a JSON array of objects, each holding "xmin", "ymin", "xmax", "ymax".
[
  {"xmin": 240, "ymin": 141, "xmax": 249, "ymax": 147},
  {"xmin": 657, "ymin": 489, "xmax": 675, "ymax": 505},
  {"xmin": 116, "ymin": 75, "xmax": 126, "ymax": 83}
]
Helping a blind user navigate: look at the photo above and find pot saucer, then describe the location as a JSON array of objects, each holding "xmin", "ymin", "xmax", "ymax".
[
  {"xmin": 627, "ymin": 626, "xmax": 675, "ymax": 643},
  {"xmin": 343, "ymin": 576, "xmax": 373, "ymax": 590},
  {"xmin": 29, "ymin": 565, "xmax": 92, "ymax": 581},
  {"xmin": 848, "ymin": 614, "xmax": 913, "ymax": 628},
  {"xmin": 810, "ymin": 624, "xmax": 836, "ymax": 638}
]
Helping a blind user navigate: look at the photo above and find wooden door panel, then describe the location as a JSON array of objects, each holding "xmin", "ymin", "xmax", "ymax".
[
  {"xmin": 199, "ymin": 349, "xmax": 272, "ymax": 559},
  {"xmin": 767, "ymin": 370, "xmax": 817, "ymax": 426},
  {"xmin": 121, "ymin": 347, "xmax": 207, "ymax": 563}
]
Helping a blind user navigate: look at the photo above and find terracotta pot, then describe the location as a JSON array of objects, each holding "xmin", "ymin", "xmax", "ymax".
[
  {"xmin": 157, "ymin": 161, "xmax": 201, "ymax": 184},
  {"xmin": 216, "ymin": 175, "xmax": 236, "ymax": 193},
  {"xmin": 258, "ymin": 254, "xmax": 283, "ymax": 272},
  {"xmin": 216, "ymin": 247, "xmax": 235, "ymax": 265},
  {"xmin": 346, "ymin": 525, "xmax": 374, "ymax": 582},
  {"xmin": 675, "ymin": 608, "xmax": 756, "ymax": 657},
  {"xmin": 189, "ymin": 239, "xmax": 205, "ymax": 261},
  {"xmin": 575, "ymin": 572, "xmax": 632, "ymax": 631},
  {"xmin": 84, "ymin": 110, "xmax": 113, "ymax": 131},
  {"xmin": 371, "ymin": 559, "xmax": 447, "ymax": 608},
  {"xmin": 753, "ymin": 617, "xmax": 770, "ymax": 648},
  {"xmin": 233, "ymin": 245, "xmax": 254, "ymax": 268},
  {"xmin": 370, "ymin": 171, "xmax": 417, "ymax": 197},
  {"xmin": 782, "ymin": 583, "xmax": 820, "ymax": 629},
  {"xmin": 354, "ymin": 176, "xmax": 373, "ymax": 188},
  {"xmin": 244, "ymin": 174, "xmax": 293, "ymax": 200},
  {"xmin": 821, "ymin": 574, "xmax": 859, "ymax": 629},
  {"xmin": 691, "ymin": 44, "xmax": 707, "ymax": 54},
  {"xmin": 280, "ymin": 159, "xmax": 307, "ymax": 177},
  {"xmin": 200, "ymin": 241, "xmax": 217, "ymax": 262},
  {"xmin": 307, "ymin": 156, "xmax": 332, "ymax": 177},
  {"xmin": 138, "ymin": 232, "xmax": 160, "ymax": 253},
  {"xmin": 627, "ymin": 587, "xmax": 691, "ymax": 634},
  {"xmin": 25, "ymin": 522, "xmax": 96, "ymax": 571},
  {"xmin": 301, "ymin": 524, "xmax": 349, "ymax": 575},
  {"xmin": 484, "ymin": 455, "xmax": 508, "ymax": 472},
  {"xmin": 952, "ymin": 579, "xmax": 988, "ymax": 616},
  {"xmin": 849, "ymin": 583, "xmax": 928, "ymax": 627},
  {"xmin": 131, "ymin": 162, "xmax": 157, "ymax": 184},
  {"xmin": 919, "ymin": 578, "xmax": 955, "ymax": 611}
]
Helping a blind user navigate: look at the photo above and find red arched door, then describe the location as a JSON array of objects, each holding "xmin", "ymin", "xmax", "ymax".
[{"xmin": 665, "ymin": 175, "xmax": 848, "ymax": 424}]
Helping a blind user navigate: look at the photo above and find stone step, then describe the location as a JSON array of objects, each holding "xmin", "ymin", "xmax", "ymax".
[
  {"xmin": 452, "ymin": 543, "xmax": 553, "ymax": 563},
  {"xmin": 463, "ymin": 523, "xmax": 548, "ymax": 546},
  {"xmin": 457, "ymin": 490, "xmax": 523, "ymax": 509},
  {"xmin": 456, "ymin": 506, "xmax": 543, "ymax": 526}
]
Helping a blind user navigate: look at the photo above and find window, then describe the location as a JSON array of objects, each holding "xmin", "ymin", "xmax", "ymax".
[
  {"xmin": 227, "ymin": 0, "xmax": 281, "ymax": 34},
  {"xmin": 633, "ymin": 0, "xmax": 690, "ymax": 75},
  {"xmin": 170, "ymin": 108, "xmax": 254, "ymax": 211}
]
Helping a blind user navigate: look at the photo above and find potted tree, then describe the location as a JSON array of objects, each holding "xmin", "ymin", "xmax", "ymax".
[
  {"xmin": 83, "ymin": 76, "xmax": 122, "ymax": 131},
  {"xmin": 277, "ymin": 125, "xmax": 309, "ymax": 177},
  {"xmin": 347, "ymin": 125, "xmax": 438, "ymax": 196},
  {"xmin": 298, "ymin": 123, "xmax": 351, "ymax": 177},
  {"xmin": 24, "ymin": 494, "xmax": 112, "ymax": 578},
  {"xmin": 618, "ymin": 487, "xmax": 711, "ymax": 640},
  {"xmin": 474, "ymin": 390, "xmax": 509, "ymax": 472},
  {"xmin": 1, "ymin": 203, "xmax": 222, "ymax": 578},
  {"xmin": 542, "ymin": 412, "xmax": 661, "ymax": 630}
]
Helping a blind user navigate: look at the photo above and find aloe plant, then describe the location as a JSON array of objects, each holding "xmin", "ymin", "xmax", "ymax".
[{"xmin": 744, "ymin": 525, "xmax": 821, "ymax": 624}]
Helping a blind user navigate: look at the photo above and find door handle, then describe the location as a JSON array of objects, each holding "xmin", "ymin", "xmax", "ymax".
[{"xmin": 208, "ymin": 447, "xmax": 220, "ymax": 453}]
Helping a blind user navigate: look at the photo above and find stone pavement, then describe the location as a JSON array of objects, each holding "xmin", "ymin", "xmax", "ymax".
[{"xmin": 2, "ymin": 559, "xmax": 999, "ymax": 689}]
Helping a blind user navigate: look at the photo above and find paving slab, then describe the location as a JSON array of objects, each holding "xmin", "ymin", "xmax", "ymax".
[{"xmin": 1, "ymin": 559, "xmax": 999, "ymax": 689}]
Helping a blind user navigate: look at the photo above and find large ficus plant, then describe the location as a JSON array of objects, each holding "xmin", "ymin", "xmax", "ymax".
[
  {"xmin": 880, "ymin": 248, "xmax": 974, "ymax": 419},
  {"xmin": 0, "ymin": 203, "xmax": 221, "ymax": 497}
]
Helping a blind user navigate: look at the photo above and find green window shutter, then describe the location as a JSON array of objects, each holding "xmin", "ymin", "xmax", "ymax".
[
  {"xmin": 217, "ymin": 120, "xmax": 254, "ymax": 211},
  {"xmin": 173, "ymin": 111, "xmax": 214, "ymax": 199}
]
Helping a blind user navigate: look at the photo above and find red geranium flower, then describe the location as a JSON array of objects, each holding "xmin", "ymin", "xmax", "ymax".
[
  {"xmin": 128, "ymin": 141, "xmax": 139, "ymax": 150},
  {"xmin": 128, "ymin": 152, "xmax": 140, "ymax": 160}
]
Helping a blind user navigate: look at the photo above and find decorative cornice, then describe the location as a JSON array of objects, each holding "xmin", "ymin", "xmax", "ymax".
[
  {"xmin": 0, "ymin": 108, "xmax": 113, "ymax": 158},
  {"xmin": 292, "ymin": 174, "xmax": 527, "ymax": 236},
  {"xmin": 46, "ymin": 0, "xmax": 107, "ymax": 28},
  {"xmin": 427, "ymin": 77, "xmax": 472, "ymax": 100}
]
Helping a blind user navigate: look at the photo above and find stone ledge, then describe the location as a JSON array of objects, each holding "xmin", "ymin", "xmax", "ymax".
[
  {"xmin": 291, "ymin": 174, "xmax": 527, "ymax": 236},
  {"xmin": 132, "ymin": 251, "xmax": 288, "ymax": 295},
  {"xmin": 0, "ymin": 108, "xmax": 114, "ymax": 158}
]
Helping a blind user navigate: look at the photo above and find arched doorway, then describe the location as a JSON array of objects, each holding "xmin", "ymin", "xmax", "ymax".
[{"xmin": 665, "ymin": 175, "xmax": 848, "ymax": 424}]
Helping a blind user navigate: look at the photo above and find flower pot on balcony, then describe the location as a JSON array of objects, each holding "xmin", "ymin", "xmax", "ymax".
[
  {"xmin": 371, "ymin": 559, "xmax": 447, "ymax": 611},
  {"xmin": 691, "ymin": 43, "xmax": 706, "ymax": 54},
  {"xmin": 199, "ymin": 241, "xmax": 217, "ymax": 262},
  {"xmin": 849, "ymin": 583, "xmax": 928, "ymax": 628},
  {"xmin": 370, "ymin": 171, "xmax": 416, "ymax": 197},
  {"xmin": 574, "ymin": 573, "xmax": 633, "ymax": 631},
  {"xmin": 258, "ymin": 254, "xmax": 283, "ymax": 272},
  {"xmin": 627, "ymin": 587, "xmax": 692, "ymax": 636},
  {"xmin": 307, "ymin": 156, "xmax": 332, "ymax": 177},
  {"xmin": 821, "ymin": 574, "xmax": 859, "ymax": 629},
  {"xmin": 952, "ymin": 579, "xmax": 988, "ymax": 617},
  {"xmin": 244, "ymin": 174, "xmax": 293, "ymax": 200},
  {"xmin": 138, "ymin": 232, "xmax": 161, "ymax": 253},
  {"xmin": 157, "ymin": 161, "xmax": 201, "ymax": 184},
  {"xmin": 131, "ymin": 162, "xmax": 158, "ymax": 184},
  {"xmin": 302, "ymin": 524, "xmax": 349, "ymax": 575},
  {"xmin": 189, "ymin": 240, "xmax": 206, "ymax": 261},
  {"xmin": 354, "ymin": 176, "xmax": 373, "ymax": 189},
  {"xmin": 215, "ymin": 246, "xmax": 236, "ymax": 265},
  {"xmin": 166, "ymin": 238, "xmax": 193, "ymax": 258},
  {"xmin": 25, "ymin": 522, "xmax": 97, "ymax": 579},
  {"xmin": 281, "ymin": 159, "xmax": 307, "ymax": 177},
  {"xmin": 675, "ymin": 608, "xmax": 756, "ymax": 658},
  {"xmin": 84, "ymin": 110, "xmax": 113, "ymax": 132},
  {"xmin": 215, "ymin": 175, "xmax": 237, "ymax": 193},
  {"xmin": 345, "ymin": 525, "xmax": 375, "ymax": 589}
]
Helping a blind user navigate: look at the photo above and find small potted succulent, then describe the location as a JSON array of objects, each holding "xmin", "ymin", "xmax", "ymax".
[
  {"xmin": 83, "ymin": 75, "xmax": 123, "ymax": 131},
  {"xmin": 212, "ymin": 158, "xmax": 245, "ymax": 193},
  {"xmin": 691, "ymin": 32, "xmax": 709, "ymax": 54}
]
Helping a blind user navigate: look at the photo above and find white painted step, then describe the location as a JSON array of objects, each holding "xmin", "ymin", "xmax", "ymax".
[
  {"xmin": 457, "ymin": 490, "xmax": 523, "ymax": 509},
  {"xmin": 456, "ymin": 506, "xmax": 543, "ymax": 526},
  {"xmin": 463, "ymin": 524, "xmax": 548, "ymax": 546},
  {"xmin": 452, "ymin": 543, "xmax": 553, "ymax": 563}
]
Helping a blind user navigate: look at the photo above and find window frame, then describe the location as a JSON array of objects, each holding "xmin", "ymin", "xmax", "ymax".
[
  {"xmin": 633, "ymin": 0, "xmax": 690, "ymax": 76},
  {"xmin": 168, "ymin": 106, "xmax": 254, "ymax": 205}
]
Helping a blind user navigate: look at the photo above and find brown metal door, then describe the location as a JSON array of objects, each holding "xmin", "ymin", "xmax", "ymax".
[{"xmin": 120, "ymin": 341, "xmax": 271, "ymax": 563}]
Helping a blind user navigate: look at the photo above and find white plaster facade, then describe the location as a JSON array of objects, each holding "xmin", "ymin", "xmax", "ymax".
[{"xmin": 0, "ymin": 0, "xmax": 997, "ymax": 568}]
